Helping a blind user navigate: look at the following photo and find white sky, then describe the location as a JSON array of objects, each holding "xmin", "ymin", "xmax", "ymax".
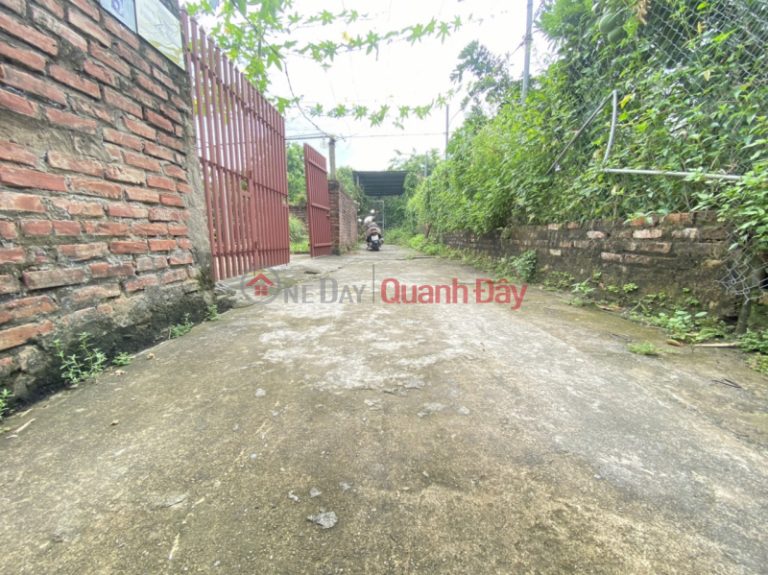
[{"xmin": 195, "ymin": 0, "xmax": 551, "ymax": 170}]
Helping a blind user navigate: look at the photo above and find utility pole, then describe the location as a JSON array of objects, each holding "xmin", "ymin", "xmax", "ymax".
[
  {"xmin": 328, "ymin": 136, "xmax": 336, "ymax": 180},
  {"xmin": 445, "ymin": 104, "xmax": 449, "ymax": 159},
  {"xmin": 521, "ymin": 0, "xmax": 533, "ymax": 105}
]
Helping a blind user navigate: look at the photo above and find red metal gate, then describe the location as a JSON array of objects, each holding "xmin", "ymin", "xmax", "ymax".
[
  {"xmin": 182, "ymin": 13, "xmax": 289, "ymax": 281},
  {"xmin": 304, "ymin": 144, "xmax": 332, "ymax": 257}
]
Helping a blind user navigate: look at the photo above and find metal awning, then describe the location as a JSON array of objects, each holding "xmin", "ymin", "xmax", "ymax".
[{"xmin": 353, "ymin": 171, "xmax": 407, "ymax": 197}]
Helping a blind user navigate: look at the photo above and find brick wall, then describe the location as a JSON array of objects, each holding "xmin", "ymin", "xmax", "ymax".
[
  {"xmin": 442, "ymin": 212, "xmax": 736, "ymax": 315},
  {"xmin": 328, "ymin": 180, "xmax": 358, "ymax": 254},
  {"xmin": 0, "ymin": 0, "xmax": 212, "ymax": 399}
]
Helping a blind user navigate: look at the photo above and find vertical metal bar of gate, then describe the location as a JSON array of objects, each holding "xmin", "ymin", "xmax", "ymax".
[
  {"xmin": 303, "ymin": 144, "xmax": 332, "ymax": 257},
  {"xmin": 182, "ymin": 12, "xmax": 290, "ymax": 280}
]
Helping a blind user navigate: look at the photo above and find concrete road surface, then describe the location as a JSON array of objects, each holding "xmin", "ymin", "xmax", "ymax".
[{"xmin": 1, "ymin": 245, "xmax": 767, "ymax": 574}]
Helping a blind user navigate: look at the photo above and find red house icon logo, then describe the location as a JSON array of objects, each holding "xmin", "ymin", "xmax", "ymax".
[{"xmin": 245, "ymin": 273, "xmax": 274, "ymax": 297}]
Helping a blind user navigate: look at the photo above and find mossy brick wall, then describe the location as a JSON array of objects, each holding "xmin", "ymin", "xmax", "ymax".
[
  {"xmin": 328, "ymin": 180, "xmax": 358, "ymax": 254},
  {"xmin": 0, "ymin": 0, "xmax": 213, "ymax": 399},
  {"xmin": 442, "ymin": 212, "xmax": 736, "ymax": 315}
]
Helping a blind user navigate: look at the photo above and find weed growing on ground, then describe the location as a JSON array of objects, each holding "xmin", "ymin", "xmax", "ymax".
[
  {"xmin": 0, "ymin": 388, "xmax": 11, "ymax": 421},
  {"xmin": 53, "ymin": 333, "xmax": 108, "ymax": 386},
  {"xmin": 628, "ymin": 342, "xmax": 661, "ymax": 356},
  {"xmin": 112, "ymin": 352, "xmax": 133, "ymax": 367},
  {"xmin": 205, "ymin": 304, "xmax": 220, "ymax": 321},
  {"xmin": 169, "ymin": 314, "xmax": 194, "ymax": 339}
]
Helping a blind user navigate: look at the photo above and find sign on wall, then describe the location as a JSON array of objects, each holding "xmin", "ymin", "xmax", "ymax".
[
  {"xmin": 99, "ymin": 0, "xmax": 185, "ymax": 70},
  {"xmin": 100, "ymin": 0, "xmax": 137, "ymax": 32}
]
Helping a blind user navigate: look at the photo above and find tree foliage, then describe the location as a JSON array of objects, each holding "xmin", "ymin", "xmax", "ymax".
[{"xmin": 409, "ymin": 0, "xmax": 768, "ymax": 256}]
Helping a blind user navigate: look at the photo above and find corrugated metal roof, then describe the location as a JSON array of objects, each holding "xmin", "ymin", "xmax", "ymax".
[{"xmin": 353, "ymin": 171, "xmax": 407, "ymax": 197}]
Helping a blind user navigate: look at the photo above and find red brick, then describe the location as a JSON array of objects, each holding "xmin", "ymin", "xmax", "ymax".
[
  {"xmin": 161, "ymin": 269, "xmax": 187, "ymax": 285},
  {"xmin": 105, "ymin": 164, "xmax": 144, "ymax": 184},
  {"xmin": 57, "ymin": 242, "xmax": 108, "ymax": 261},
  {"xmin": 30, "ymin": 5, "xmax": 87, "ymax": 52},
  {"xmin": 123, "ymin": 151, "xmax": 162, "ymax": 172},
  {"xmin": 0, "ymin": 141, "xmax": 38, "ymax": 166},
  {"xmin": 0, "ymin": 64, "xmax": 66, "ymax": 104},
  {"xmin": 0, "ymin": 247, "xmax": 24, "ymax": 264},
  {"xmin": 147, "ymin": 174, "xmax": 175, "ymax": 192},
  {"xmin": 103, "ymin": 129, "xmax": 142, "ymax": 151},
  {"xmin": 160, "ymin": 193, "xmax": 184, "ymax": 207},
  {"xmin": 124, "ymin": 274, "xmax": 159, "ymax": 292},
  {"xmin": 104, "ymin": 144, "xmax": 123, "ymax": 162},
  {"xmin": 70, "ymin": 0, "xmax": 100, "ymax": 21},
  {"xmin": 109, "ymin": 240, "xmax": 147, "ymax": 254},
  {"xmin": 82, "ymin": 221, "xmax": 128, "ymax": 236},
  {"xmin": 167, "ymin": 224, "xmax": 188, "ymax": 237},
  {"xmin": 174, "ymin": 124, "xmax": 184, "ymax": 138},
  {"xmin": 90, "ymin": 43, "xmax": 130, "ymax": 77},
  {"xmin": 23, "ymin": 267, "xmax": 86, "ymax": 290},
  {"xmin": 45, "ymin": 108, "xmax": 98, "ymax": 133},
  {"xmin": 0, "ymin": 165, "xmax": 67, "ymax": 191},
  {"xmin": 145, "ymin": 110, "xmax": 173, "ymax": 133},
  {"xmin": 170, "ymin": 93, "xmax": 190, "ymax": 114},
  {"xmin": 124, "ymin": 117, "xmax": 156, "ymax": 139},
  {"xmin": 0, "ymin": 274, "xmax": 20, "ymax": 294},
  {"xmin": 127, "ymin": 86, "xmax": 156, "ymax": 109},
  {"xmin": 50, "ymin": 66, "xmax": 100, "ymax": 99},
  {"xmin": 0, "ymin": 88, "xmax": 38, "ymax": 117},
  {"xmin": 107, "ymin": 203, "xmax": 147, "ymax": 219},
  {"xmin": 163, "ymin": 164, "xmax": 187, "ymax": 181},
  {"xmin": 0, "ymin": 192, "xmax": 45, "ymax": 213},
  {"xmin": 89, "ymin": 261, "xmax": 134, "ymax": 278},
  {"xmin": 632, "ymin": 228, "xmax": 663, "ymax": 240},
  {"xmin": 69, "ymin": 98, "xmax": 112, "ymax": 124},
  {"xmin": 51, "ymin": 197, "xmax": 103, "ymax": 217},
  {"xmin": 70, "ymin": 177, "xmax": 122, "ymax": 199},
  {"xmin": 0, "ymin": 320, "xmax": 54, "ymax": 351},
  {"xmin": 168, "ymin": 251, "xmax": 193, "ymax": 266},
  {"xmin": 125, "ymin": 187, "xmax": 160, "ymax": 204},
  {"xmin": 48, "ymin": 151, "xmax": 103, "ymax": 177},
  {"xmin": 136, "ymin": 73, "xmax": 168, "ymax": 100},
  {"xmin": 159, "ymin": 104, "xmax": 183, "ymax": 124},
  {"xmin": 151, "ymin": 67, "xmax": 177, "ymax": 93},
  {"xmin": 104, "ymin": 88, "xmax": 142, "ymax": 117},
  {"xmin": 600, "ymin": 252, "xmax": 622, "ymax": 263},
  {"xmin": 158, "ymin": 132, "xmax": 184, "ymax": 152},
  {"xmin": 663, "ymin": 212, "xmax": 695, "ymax": 226},
  {"xmin": 20, "ymin": 219, "xmax": 52, "ymax": 236},
  {"xmin": 52, "ymin": 220, "xmax": 82, "ymax": 235},
  {"xmin": 114, "ymin": 41, "xmax": 149, "ymax": 74},
  {"xmin": 0, "ymin": 0, "xmax": 24, "ymax": 14},
  {"xmin": 142, "ymin": 142, "xmax": 175, "ymax": 161},
  {"xmin": 2, "ymin": 296, "xmax": 57, "ymax": 321},
  {"xmin": 67, "ymin": 283, "xmax": 121, "ymax": 307},
  {"xmin": 176, "ymin": 182, "xmax": 193, "ymax": 194},
  {"xmin": 68, "ymin": 8, "xmax": 109, "ymax": 45},
  {"xmin": 131, "ymin": 222, "xmax": 167, "ymax": 236},
  {"xmin": 0, "ymin": 40, "xmax": 47, "ymax": 72},
  {"xmin": 0, "ymin": 220, "xmax": 17, "ymax": 239},
  {"xmin": 103, "ymin": 13, "xmax": 139, "ymax": 50},
  {"xmin": 149, "ymin": 239, "xmax": 176, "ymax": 252},
  {"xmin": 82, "ymin": 60, "xmax": 117, "ymax": 87},
  {"xmin": 148, "ymin": 207, "xmax": 178, "ymax": 222},
  {"xmin": 0, "ymin": 10, "xmax": 58, "ymax": 55},
  {"xmin": 34, "ymin": 0, "xmax": 64, "ymax": 18}
]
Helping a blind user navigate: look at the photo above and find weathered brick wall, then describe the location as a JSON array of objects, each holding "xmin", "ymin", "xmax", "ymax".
[
  {"xmin": 0, "ymin": 0, "xmax": 212, "ymax": 399},
  {"xmin": 442, "ymin": 212, "xmax": 736, "ymax": 315},
  {"xmin": 328, "ymin": 180, "xmax": 358, "ymax": 254},
  {"xmin": 288, "ymin": 205, "xmax": 307, "ymax": 227}
]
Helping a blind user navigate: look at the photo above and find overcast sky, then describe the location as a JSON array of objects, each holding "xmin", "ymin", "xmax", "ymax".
[
  {"xmin": 190, "ymin": 0, "xmax": 552, "ymax": 170},
  {"xmin": 265, "ymin": 0, "xmax": 553, "ymax": 170}
]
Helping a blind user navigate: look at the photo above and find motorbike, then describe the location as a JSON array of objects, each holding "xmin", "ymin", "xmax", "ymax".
[{"xmin": 365, "ymin": 222, "xmax": 383, "ymax": 251}]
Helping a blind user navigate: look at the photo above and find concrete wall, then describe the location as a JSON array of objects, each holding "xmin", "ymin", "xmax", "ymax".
[
  {"xmin": 442, "ymin": 212, "xmax": 736, "ymax": 315},
  {"xmin": 328, "ymin": 180, "xmax": 358, "ymax": 254},
  {"xmin": 0, "ymin": 0, "xmax": 212, "ymax": 399}
]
